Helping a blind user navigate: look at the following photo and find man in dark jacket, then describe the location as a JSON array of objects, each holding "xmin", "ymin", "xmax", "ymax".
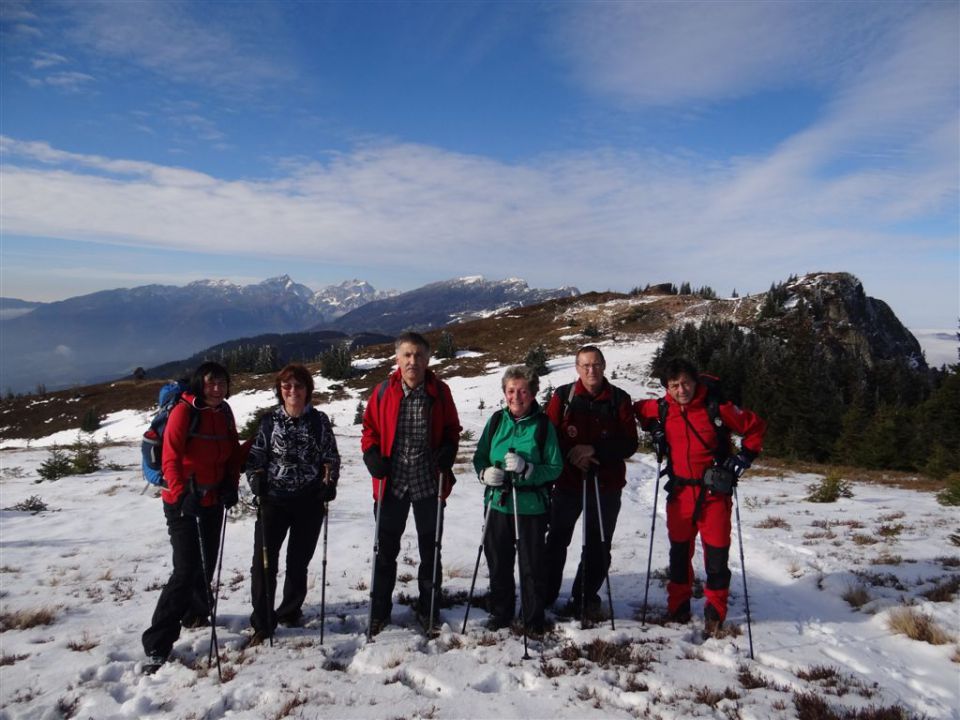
[
  {"xmin": 635, "ymin": 358, "xmax": 766, "ymax": 636},
  {"xmin": 543, "ymin": 345, "xmax": 638, "ymax": 620},
  {"xmin": 361, "ymin": 332, "xmax": 461, "ymax": 634}
]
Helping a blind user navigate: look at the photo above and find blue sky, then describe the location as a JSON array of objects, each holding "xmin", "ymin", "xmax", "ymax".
[{"xmin": 1, "ymin": 0, "xmax": 957, "ymax": 329}]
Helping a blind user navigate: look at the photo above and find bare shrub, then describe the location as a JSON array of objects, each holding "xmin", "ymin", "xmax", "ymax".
[
  {"xmin": 935, "ymin": 555, "xmax": 960, "ymax": 568},
  {"xmin": 66, "ymin": 631, "xmax": 98, "ymax": 652},
  {"xmin": 793, "ymin": 692, "xmax": 912, "ymax": 720},
  {"xmin": 271, "ymin": 693, "xmax": 308, "ymax": 720},
  {"xmin": 0, "ymin": 607, "xmax": 58, "ymax": 631},
  {"xmin": 873, "ymin": 552, "xmax": 902, "ymax": 566},
  {"xmin": 876, "ymin": 523, "xmax": 904, "ymax": 538},
  {"xmin": 886, "ymin": 606, "xmax": 951, "ymax": 645},
  {"xmin": 691, "ymin": 685, "xmax": 740, "ymax": 707},
  {"xmin": 0, "ymin": 652, "xmax": 29, "ymax": 665},
  {"xmin": 7, "ymin": 495, "xmax": 49, "ymax": 513},
  {"xmin": 397, "ymin": 572, "xmax": 415, "ymax": 584},
  {"xmin": 842, "ymin": 585, "xmax": 871, "ymax": 609},
  {"xmin": 756, "ymin": 516, "xmax": 791, "ymax": 530},
  {"xmin": 922, "ymin": 576, "xmax": 960, "ymax": 602},
  {"xmin": 851, "ymin": 533, "xmax": 879, "ymax": 546}
]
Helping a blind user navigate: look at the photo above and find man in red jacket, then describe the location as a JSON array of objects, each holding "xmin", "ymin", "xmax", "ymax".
[
  {"xmin": 361, "ymin": 332, "xmax": 461, "ymax": 634},
  {"xmin": 635, "ymin": 358, "xmax": 765, "ymax": 635},
  {"xmin": 543, "ymin": 345, "xmax": 638, "ymax": 620}
]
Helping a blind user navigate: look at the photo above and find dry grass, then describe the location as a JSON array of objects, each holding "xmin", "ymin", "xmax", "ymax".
[
  {"xmin": 841, "ymin": 584, "xmax": 871, "ymax": 609},
  {"xmin": 886, "ymin": 606, "xmax": 951, "ymax": 645},
  {"xmin": 793, "ymin": 692, "xmax": 913, "ymax": 720},
  {"xmin": 756, "ymin": 515, "xmax": 791, "ymax": 530},
  {"xmin": 0, "ymin": 652, "xmax": 29, "ymax": 666},
  {"xmin": 851, "ymin": 533, "xmax": 879, "ymax": 546},
  {"xmin": 691, "ymin": 685, "xmax": 740, "ymax": 707},
  {"xmin": 0, "ymin": 607, "xmax": 58, "ymax": 632},
  {"xmin": 876, "ymin": 523, "xmax": 904, "ymax": 538}
]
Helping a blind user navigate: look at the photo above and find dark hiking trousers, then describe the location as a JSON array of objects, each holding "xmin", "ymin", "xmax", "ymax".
[
  {"xmin": 483, "ymin": 508, "xmax": 547, "ymax": 629},
  {"xmin": 142, "ymin": 502, "xmax": 222, "ymax": 658},
  {"xmin": 543, "ymin": 488, "xmax": 621, "ymax": 608},
  {"xmin": 370, "ymin": 490, "xmax": 442, "ymax": 622},
  {"xmin": 250, "ymin": 494, "xmax": 326, "ymax": 633}
]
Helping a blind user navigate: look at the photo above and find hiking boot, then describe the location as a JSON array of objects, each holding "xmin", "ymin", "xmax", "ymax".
[
  {"xmin": 369, "ymin": 617, "xmax": 388, "ymax": 637},
  {"xmin": 246, "ymin": 630, "xmax": 271, "ymax": 648},
  {"xmin": 416, "ymin": 609, "xmax": 441, "ymax": 633},
  {"xmin": 703, "ymin": 604, "xmax": 724, "ymax": 637},
  {"xmin": 485, "ymin": 615, "xmax": 512, "ymax": 631},
  {"xmin": 141, "ymin": 654, "xmax": 168, "ymax": 675},
  {"xmin": 668, "ymin": 601, "xmax": 692, "ymax": 624},
  {"xmin": 277, "ymin": 611, "xmax": 303, "ymax": 628}
]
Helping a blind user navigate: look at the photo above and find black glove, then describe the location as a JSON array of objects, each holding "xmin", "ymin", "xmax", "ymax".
[
  {"xmin": 722, "ymin": 452, "xmax": 752, "ymax": 478},
  {"xmin": 433, "ymin": 443, "xmax": 456, "ymax": 472},
  {"xmin": 220, "ymin": 485, "xmax": 238, "ymax": 509},
  {"xmin": 649, "ymin": 423, "xmax": 668, "ymax": 464},
  {"xmin": 363, "ymin": 447, "xmax": 391, "ymax": 478},
  {"xmin": 317, "ymin": 481, "xmax": 337, "ymax": 503},
  {"xmin": 248, "ymin": 471, "xmax": 266, "ymax": 497},
  {"xmin": 179, "ymin": 492, "xmax": 202, "ymax": 518}
]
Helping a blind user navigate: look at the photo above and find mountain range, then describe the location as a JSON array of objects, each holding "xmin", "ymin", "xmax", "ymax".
[{"xmin": 0, "ymin": 276, "xmax": 578, "ymax": 392}]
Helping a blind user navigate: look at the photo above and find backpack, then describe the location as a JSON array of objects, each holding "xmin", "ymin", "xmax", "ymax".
[{"xmin": 140, "ymin": 380, "xmax": 197, "ymax": 488}]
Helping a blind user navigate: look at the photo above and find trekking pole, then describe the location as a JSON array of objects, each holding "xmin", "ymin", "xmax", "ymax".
[
  {"xmin": 591, "ymin": 467, "xmax": 615, "ymax": 631},
  {"xmin": 508, "ymin": 449, "xmax": 530, "ymax": 661},
  {"xmin": 427, "ymin": 470, "xmax": 446, "ymax": 636},
  {"xmin": 319, "ymin": 465, "xmax": 331, "ymax": 645},
  {"xmin": 733, "ymin": 486, "xmax": 754, "ymax": 659},
  {"xmin": 319, "ymin": 501, "xmax": 329, "ymax": 644},
  {"xmin": 641, "ymin": 459, "xmax": 664, "ymax": 626},
  {"xmin": 580, "ymin": 470, "xmax": 588, "ymax": 629},
  {"xmin": 194, "ymin": 511, "xmax": 223, "ymax": 682},
  {"xmin": 366, "ymin": 476, "xmax": 387, "ymax": 642},
  {"xmin": 207, "ymin": 504, "xmax": 228, "ymax": 667},
  {"xmin": 257, "ymin": 500, "xmax": 274, "ymax": 648},
  {"xmin": 461, "ymin": 499, "xmax": 493, "ymax": 634}
]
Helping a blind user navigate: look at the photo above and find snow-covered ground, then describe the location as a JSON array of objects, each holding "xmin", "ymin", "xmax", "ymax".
[{"xmin": 1, "ymin": 340, "xmax": 957, "ymax": 719}]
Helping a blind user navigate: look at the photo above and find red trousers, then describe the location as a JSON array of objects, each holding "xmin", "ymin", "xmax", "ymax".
[{"xmin": 665, "ymin": 486, "xmax": 732, "ymax": 620}]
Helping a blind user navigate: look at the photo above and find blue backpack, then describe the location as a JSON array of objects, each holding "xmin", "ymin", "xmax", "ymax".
[{"xmin": 140, "ymin": 381, "xmax": 198, "ymax": 488}]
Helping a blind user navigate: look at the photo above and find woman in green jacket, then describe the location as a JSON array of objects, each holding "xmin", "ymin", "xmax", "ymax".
[{"xmin": 473, "ymin": 365, "xmax": 563, "ymax": 633}]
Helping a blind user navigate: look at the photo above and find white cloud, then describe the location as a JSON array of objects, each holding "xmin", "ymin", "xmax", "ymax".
[{"xmin": 31, "ymin": 51, "xmax": 67, "ymax": 69}]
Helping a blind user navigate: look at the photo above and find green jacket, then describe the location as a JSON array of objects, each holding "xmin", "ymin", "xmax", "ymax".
[{"xmin": 472, "ymin": 403, "xmax": 563, "ymax": 515}]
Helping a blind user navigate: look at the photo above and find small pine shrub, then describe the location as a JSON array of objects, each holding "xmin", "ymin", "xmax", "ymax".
[
  {"xmin": 79, "ymin": 407, "xmax": 101, "ymax": 432},
  {"xmin": 936, "ymin": 473, "xmax": 960, "ymax": 506},
  {"xmin": 524, "ymin": 344, "xmax": 549, "ymax": 376},
  {"xmin": 241, "ymin": 407, "xmax": 274, "ymax": 439},
  {"xmin": 806, "ymin": 474, "xmax": 853, "ymax": 503},
  {"xmin": 37, "ymin": 446, "xmax": 73, "ymax": 481},
  {"xmin": 540, "ymin": 383, "xmax": 554, "ymax": 406},
  {"xmin": 320, "ymin": 344, "xmax": 353, "ymax": 380},
  {"xmin": 435, "ymin": 331, "xmax": 457, "ymax": 359},
  {"xmin": 460, "ymin": 429, "xmax": 475, "ymax": 442},
  {"xmin": 477, "ymin": 398, "xmax": 485, "ymax": 411},
  {"xmin": 353, "ymin": 400, "xmax": 365, "ymax": 425},
  {"xmin": 69, "ymin": 436, "xmax": 101, "ymax": 475},
  {"xmin": 582, "ymin": 323, "xmax": 600, "ymax": 338}
]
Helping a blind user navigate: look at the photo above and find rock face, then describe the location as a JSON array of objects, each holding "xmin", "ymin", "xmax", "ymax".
[{"xmin": 778, "ymin": 272, "xmax": 925, "ymax": 368}]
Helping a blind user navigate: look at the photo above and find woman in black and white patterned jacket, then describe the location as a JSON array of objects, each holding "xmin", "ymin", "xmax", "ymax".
[{"xmin": 245, "ymin": 363, "xmax": 340, "ymax": 644}]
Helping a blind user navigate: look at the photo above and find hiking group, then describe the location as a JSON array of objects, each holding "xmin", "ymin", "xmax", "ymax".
[{"xmin": 140, "ymin": 332, "xmax": 766, "ymax": 674}]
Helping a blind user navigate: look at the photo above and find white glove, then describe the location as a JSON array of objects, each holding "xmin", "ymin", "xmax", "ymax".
[
  {"xmin": 504, "ymin": 452, "xmax": 531, "ymax": 478},
  {"xmin": 480, "ymin": 466, "xmax": 505, "ymax": 487}
]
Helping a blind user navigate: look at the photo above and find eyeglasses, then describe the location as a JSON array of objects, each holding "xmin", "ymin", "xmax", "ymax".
[
  {"xmin": 577, "ymin": 363, "xmax": 604, "ymax": 371},
  {"xmin": 281, "ymin": 382, "xmax": 306, "ymax": 391}
]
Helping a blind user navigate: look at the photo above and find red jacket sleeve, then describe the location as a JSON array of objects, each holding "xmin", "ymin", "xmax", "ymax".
[
  {"xmin": 161, "ymin": 401, "xmax": 191, "ymax": 502},
  {"xmin": 361, "ymin": 387, "xmax": 383, "ymax": 455},
  {"xmin": 718, "ymin": 402, "xmax": 766, "ymax": 456},
  {"xmin": 633, "ymin": 398, "xmax": 661, "ymax": 430}
]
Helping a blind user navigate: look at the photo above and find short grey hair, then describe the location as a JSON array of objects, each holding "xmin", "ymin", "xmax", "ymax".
[{"xmin": 501, "ymin": 364, "xmax": 539, "ymax": 396}]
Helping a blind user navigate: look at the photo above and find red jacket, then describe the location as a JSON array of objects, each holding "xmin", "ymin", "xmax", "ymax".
[
  {"xmin": 635, "ymin": 384, "xmax": 765, "ymax": 481},
  {"xmin": 545, "ymin": 379, "xmax": 638, "ymax": 493},
  {"xmin": 161, "ymin": 394, "xmax": 240, "ymax": 507},
  {"xmin": 361, "ymin": 368, "xmax": 461, "ymax": 498}
]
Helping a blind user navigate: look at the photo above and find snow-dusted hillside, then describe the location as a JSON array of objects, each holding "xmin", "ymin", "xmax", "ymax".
[{"xmin": 1, "ymin": 340, "xmax": 956, "ymax": 719}]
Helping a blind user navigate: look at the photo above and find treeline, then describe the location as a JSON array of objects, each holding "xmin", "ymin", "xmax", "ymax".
[
  {"xmin": 631, "ymin": 281, "xmax": 719, "ymax": 299},
  {"xmin": 651, "ymin": 319, "xmax": 959, "ymax": 478}
]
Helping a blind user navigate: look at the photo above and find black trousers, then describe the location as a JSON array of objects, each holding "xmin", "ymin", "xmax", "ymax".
[
  {"xmin": 250, "ymin": 495, "xmax": 326, "ymax": 633},
  {"xmin": 483, "ymin": 508, "xmax": 547, "ymax": 628},
  {"xmin": 543, "ymin": 487, "xmax": 621, "ymax": 607},
  {"xmin": 142, "ymin": 502, "xmax": 222, "ymax": 658},
  {"xmin": 370, "ymin": 491, "xmax": 443, "ymax": 621}
]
